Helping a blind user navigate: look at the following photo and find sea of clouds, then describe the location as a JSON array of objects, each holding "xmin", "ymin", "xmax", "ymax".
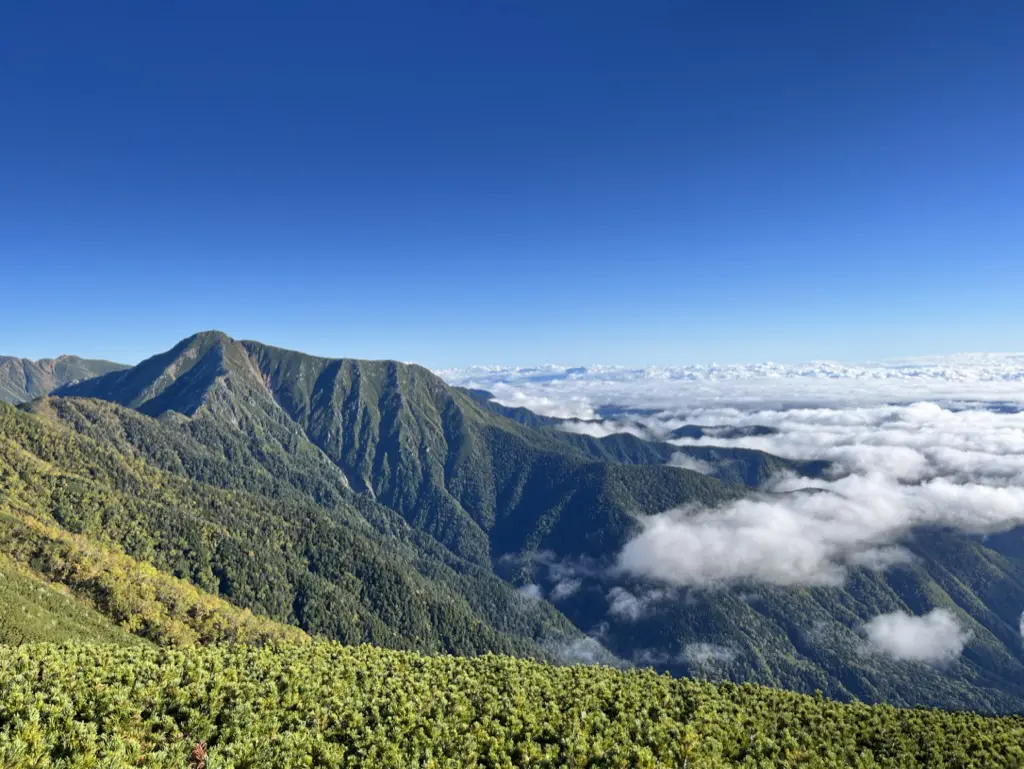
[{"xmin": 442, "ymin": 355, "xmax": 1024, "ymax": 664}]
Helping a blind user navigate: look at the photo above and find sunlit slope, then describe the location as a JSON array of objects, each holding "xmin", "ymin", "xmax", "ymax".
[
  {"xmin": 58, "ymin": 331, "xmax": 743, "ymax": 565},
  {"xmin": 3, "ymin": 642, "xmax": 1024, "ymax": 768},
  {"xmin": 0, "ymin": 553, "xmax": 139, "ymax": 645},
  {"xmin": 1, "ymin": 400, "xmax": 584, "ymax": 657}
]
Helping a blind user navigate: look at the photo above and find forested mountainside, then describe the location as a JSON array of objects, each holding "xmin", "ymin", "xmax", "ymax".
[
  {"xmin": 0, "ymin": 401, "xmax": 581, "ymax": 658},
  {"xmin": 13, "ymin": 329, "xmax": 1022, "ymax": 714},
  {"xmin": 0, "ymin": 355, "xmax": 127, "ymax": 405},
  {"xmin": 57, "ymin": 331, "xmax": 742, "ymax": 564},
  {"xmin": 5, "ymin": 642, "xmax": 1024, "ymax": 769}
]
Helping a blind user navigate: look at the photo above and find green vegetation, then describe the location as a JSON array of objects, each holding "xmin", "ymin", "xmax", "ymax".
[
  {"xmin": 58, "ymin": 331, "xmax": 743, "ymax": 564},
  {"xmin": 0, "ymin": 400, "xmax": 584, "ymax": 658},
  {"xmin": 0, "ymin": 510, "xmax": 307, "ymax": 647},
  {"xmin": 30, "ymin": 331, "xmax": 1024, "ymax": 712},
  {"xmin": 3, "ymin": 642, "xmax": 1023, "ymax": 768},
  {"xmin": 0, "ymin": 554, "xmax": 138, "ymax": 646},
  {"xmin": 0, "ymin": 355, "xmax": 126, "ymax": 405}
]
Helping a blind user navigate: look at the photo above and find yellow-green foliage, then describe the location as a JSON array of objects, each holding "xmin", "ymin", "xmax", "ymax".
[
  {"xmin": 0, "ymin": 554, "xmax": 139, "ymax": 646},
  {"xmin": 2, "ymin": 642, "xmax": 1023, "ymax": 769},
  {"xmin": 0, "ymin": 509, "xmax": 308, "ymax": 647}
]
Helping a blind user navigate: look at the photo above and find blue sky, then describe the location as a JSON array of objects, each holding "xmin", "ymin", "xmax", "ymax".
[{"xmin": 2, "ymin": 1, "xmax": 1022, "ymax": 367}]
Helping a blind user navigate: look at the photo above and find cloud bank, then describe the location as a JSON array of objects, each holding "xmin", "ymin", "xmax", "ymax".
[
  {"xmin": 862, "ymin": 609, "xmax": 971, "ymax": 664},
  {"xmin": 682, "ymin": 643, "xmax": 737, "ymax": 665},
  {"xmin": 440, "ymin": 354, "xmax": 1024, "ymax": 414},
  {"xmin": 444, "ymin": 357, "xmax": 1024, "ymax": 591},
  {"xmin": 617, "ymin": 471, "xmax": 1024, "ymax": 587}
]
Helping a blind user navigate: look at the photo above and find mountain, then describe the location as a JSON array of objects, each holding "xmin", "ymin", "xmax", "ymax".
[
  {"xmin": 3, "ymin": 399, "xmax": 584, "ymax": 658},
  {"xmin": 0, "ymin": 354, "xmax": 127, "ymax": 404},
  {"xmin": 57, "ymin": 331, "xmax": 742, "ymax": 565},
  {"xmin": 41, "ymin": 330, "xmax": 1024, "ymax": 713}
]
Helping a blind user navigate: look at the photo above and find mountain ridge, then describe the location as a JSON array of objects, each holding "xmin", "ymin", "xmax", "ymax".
[
  {"xmin": 0, "ymin": 353, "xmax": 127, "ymax": 405},
  {"xmin": 43, "ymin": 330, "xmax": 1024, "ymax": 713}
]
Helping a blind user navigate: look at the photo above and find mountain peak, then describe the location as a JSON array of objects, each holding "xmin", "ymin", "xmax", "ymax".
[
  {"xmin": 184, "ymin": 329, "xmax": 233, "ymax": 346},
  {"xmin": 54, "ymin": 331, "xmax": 252, "ymax": 416}
]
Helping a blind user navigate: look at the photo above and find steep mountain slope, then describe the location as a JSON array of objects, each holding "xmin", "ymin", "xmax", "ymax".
[
  {"xmin": 59, "ymin": 331, "xmax": 743, "ymax": 566},
  {"xmin": 2, "ymin": 400, "xmax": 584, "ymax": 657},
  {"xmin": 50, "ymin": 331, "xmax": 1024, "ymax": 712},
  {"xmin": 534, "ymin": 525, "xmax": 1024, "ymax": 713},
  {"xmin": 0, "ymin": 354, "xmax": 127, "ymax": 404}
]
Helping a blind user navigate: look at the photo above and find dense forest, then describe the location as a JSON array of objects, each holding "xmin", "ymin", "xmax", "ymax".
[
  {"xmin": 3, "ymin": 642, "xmax": 1024, "ymax": 768},
  {"xmin": 0, "ymin": 400, "xmax": 579, "ymax": 658}
]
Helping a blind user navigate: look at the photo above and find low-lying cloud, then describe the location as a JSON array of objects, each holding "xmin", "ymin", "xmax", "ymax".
[
  {"xmin": 667, "ymin": 452, "xmax": 715, "ymax": 475},
  {"xmin": 445, "ymin": 358, "xmax": 1024, "ymax": 663},
  {"xmin": 617, "ymin": 471, "xmax": 1024, "ymax": 587},
  {"xmin": 440, "ymin": 356, "xmax": 1024, "ymax": 414},
  {"xmin": 517, "ymin": 583, "xmax": 543, "ymax": 600},
  {"xmin": 632, "ymin": 642, "xmax": 737, "ymax": 668},
  {"xmin": 613, "ymin": 400, "xmax": 1024, "ymax": 587},
  {"xmin": 605, "ymin": 586, "xmax": 670, "ymax": 620},
  {"xmin": 606, "ymin": 587, "xmax": 647, "ymax": 620},
  {"xmin": 862, "ymin": 609, "xmax": 971, "ymax": 664}
]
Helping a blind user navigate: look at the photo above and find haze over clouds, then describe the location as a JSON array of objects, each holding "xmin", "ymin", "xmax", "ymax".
[
  {"xmin": 440, "ymin": 355, "xmax": 1024, "ymax": 414},
  {"xmin": 442, "ymin": 356, "xmax": 1024, "ymax": 591}
]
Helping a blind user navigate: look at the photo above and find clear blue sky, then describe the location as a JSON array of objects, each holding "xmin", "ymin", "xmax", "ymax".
[{"xmin": 2, "ymin": 1, "xmax": 1022, "ymax": 367}]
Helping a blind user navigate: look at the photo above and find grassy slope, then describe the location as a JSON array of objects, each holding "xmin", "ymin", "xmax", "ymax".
[{"xmin": 0, "ymin": 553, "xmax": 139, "ymax": 645}]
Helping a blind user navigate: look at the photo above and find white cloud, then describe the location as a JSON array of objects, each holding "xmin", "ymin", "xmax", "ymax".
[
  {"xmin": 557, "ymin": 419, "xmax": 636, "ymax": 439},
  {"xmin": 478, "ymin": 387, "xmax": 598, "ymax": 420},
  {"xmin": 447, "ymin": 358, "xmax": 1024, "ymax": 592},
  {"xmin": 550, "ymin": 578, "xmax": 582, "ymax": 601},
  {"xmin": 617, "ymin": 473, "xmax": 1024, "ymax": 588},
  {"xmin": 439, "ymin": 355, "xmax": 1024, "ymax": 413},
  {"xmin": 605, "ymin": 586, "xmax": 672, "ymax": 620},
  {"xmin": 550, "ymin": 637, "xmax": 624, "ymax": 667},
  {"xmin": 584, "ymin": 400, "xmax": 1024, "ymax": 589},
  {"xmin": 667, "ymin": 452, "xmax": 715, "ymax": 475},
  {"xmin": 606, "ymin": 587, "xmax": 647, "ymax": 620},
  {"xmin": 862, "ymin": 609, "xmax": 971, "ymax": 664},
  {"xmin": 631, "ymin": 643, "xmax": 737, "ymax": 668}
]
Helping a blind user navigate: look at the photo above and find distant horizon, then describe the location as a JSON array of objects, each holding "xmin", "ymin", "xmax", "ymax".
[{"xmin": 4, "ymin": 327, "xmax": 1024, "ymax": 373}]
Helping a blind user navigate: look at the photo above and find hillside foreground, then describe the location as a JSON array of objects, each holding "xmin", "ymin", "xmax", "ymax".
[{"xmin": 1, "ymin": 641, "xmax": 1023, "ymax": 768}]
